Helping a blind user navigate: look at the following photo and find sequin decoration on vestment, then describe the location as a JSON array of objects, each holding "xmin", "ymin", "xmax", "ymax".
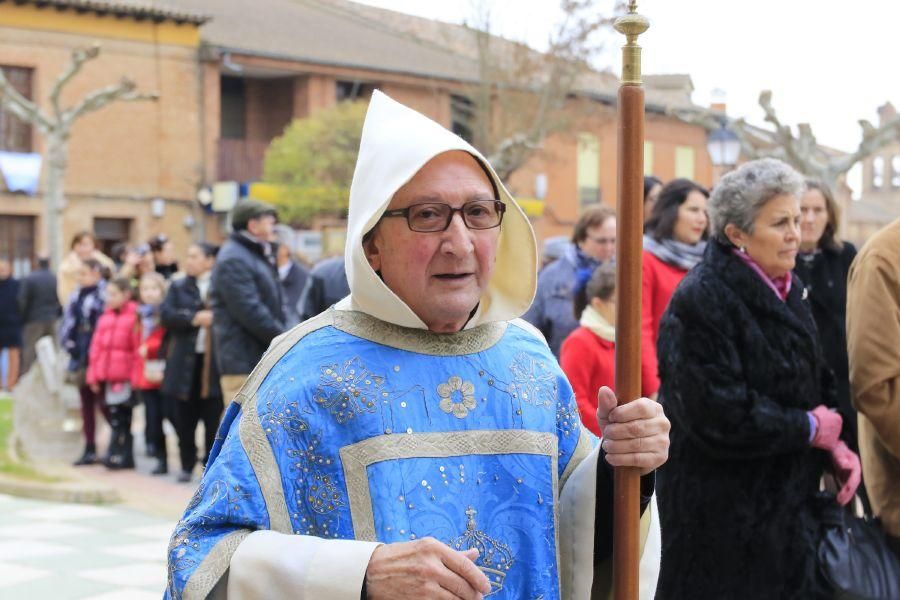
[
  {"xmin": 437, "ymin": 375, "xmax": 477, "ymax": 418},
  {"xmin": 507, "ymin": 352, "xmax": 558, "ymax": 410},
  {"xmin": 556, "ymin": 394, "xmax": 580, "ymax": 438},
  {"xmin": 315, "ymin": 356, "xmax": 385, "ymax": 424},
  {"xmin": 448, "ymin": 506, "xmax": 515, "ymax": 596},
  {"xmin": 167, "ymin": 479, "xmax": 250, "ymax": 598}
]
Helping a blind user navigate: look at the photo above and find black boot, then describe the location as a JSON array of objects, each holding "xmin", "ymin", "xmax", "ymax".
[
  {"xmin": 73, "ymin": 444, "xmax": 97, "ymax": 466},
  {"xmin": 152, "ymin": 448, "xmax": 168, "ymax": 475},
  {"xmin": 119, "ymin": 431, "xmax": 135, "ymax": 469}
]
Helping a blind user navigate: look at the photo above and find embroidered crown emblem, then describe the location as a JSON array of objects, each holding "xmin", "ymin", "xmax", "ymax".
[{"xmin": 449, "ymin": 507, "xmax": 514, "ymax": 595}]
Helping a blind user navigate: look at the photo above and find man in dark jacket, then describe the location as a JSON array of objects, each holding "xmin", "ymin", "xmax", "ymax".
[
  {"xmin": 299, "ymin": 255, "xmax": 350, "ymax": 321},
  {"xmin": 211, "ymin": 200, "xmax": 285, "ymax": 404},
  {"xmin": 18, "ymin": 256, "xmax": 61, "ymax": 374},
  {"xmin": 274, "ymin": 230, "xmax": 309, "ymax": 329}
]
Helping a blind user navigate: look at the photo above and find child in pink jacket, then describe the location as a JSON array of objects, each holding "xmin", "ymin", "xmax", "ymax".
[{"xmin": 87, "ymin": 277, "xmax": 138, "ymax": 469}]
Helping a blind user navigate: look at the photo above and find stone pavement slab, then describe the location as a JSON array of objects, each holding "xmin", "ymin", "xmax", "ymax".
[{"xmin": 0, "ymin": 493, "xmax": 176, "ymax": 599}]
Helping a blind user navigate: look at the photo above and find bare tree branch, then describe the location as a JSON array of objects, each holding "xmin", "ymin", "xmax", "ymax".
[
  {"xmin": 50, "ymin": 44, "xmax": 101, "ymax": 121},
  {"xmin": 0, "ymin": 68, "xmax": 52, "ymax": 133},
  {"xmin": 464, "ymin": 0, "xmax": 621, "ymax": 181},
  {"xmin": 63, "ymin": 77, "xmax": 158, "ymax": 126},
  {"xmin": 830, "ymin": 114, "xmax": 900, "ymax": 176}
]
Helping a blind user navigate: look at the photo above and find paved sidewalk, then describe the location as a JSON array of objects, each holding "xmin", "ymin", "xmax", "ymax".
[{"xmin": 0, "ymin": 493, "xmax": 176, "ymax": 599}]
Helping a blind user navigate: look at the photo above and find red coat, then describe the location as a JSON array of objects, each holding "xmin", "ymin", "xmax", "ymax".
[
  {"xmin": 561, "ymin": 325, "xmax": 660, "ymax": 436},
  {"xmin": 86, "ymin": 301, "xmax": 138, "ymax": 386},
  {"xmin": 133, "ymin": 324, "xmax": 166, "ymax": 390},
  {"xmin": 641, "ymin": 250, "xmax": 688, "ymax": 393},
  {"xmin": 560, "ymin": 326, "xmax": 615, "ymax": 436}
]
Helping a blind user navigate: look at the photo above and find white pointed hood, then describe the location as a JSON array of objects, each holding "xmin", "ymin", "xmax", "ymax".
[{"xmin": 342, "ymin": 90, "xmax": 537, "ymax": 330}]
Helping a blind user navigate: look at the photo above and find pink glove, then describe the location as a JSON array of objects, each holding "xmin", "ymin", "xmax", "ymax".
[
  {"xmin": 809, "ymin": 405, "xmax": 842, "ymax": 450},
  {"xmin": 830, "ymin": 441, "xmax": 862, "ymax": 506}
]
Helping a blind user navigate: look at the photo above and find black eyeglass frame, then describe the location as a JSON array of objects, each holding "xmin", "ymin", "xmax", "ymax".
[{"xmin": 380, "ymin": 200, "xmax": 506, "ymax": 233}]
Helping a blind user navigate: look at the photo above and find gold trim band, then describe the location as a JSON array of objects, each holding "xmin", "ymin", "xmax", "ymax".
[
  {"xmin": 339, "ymin": 430, "xmax": 559, "ymax": 541},
  {"xmin": 182, "ymin": 529, "xmax": 251, "ymax": 600},
  {"xmin": 332, "ymin": 310, "xmax": 508, "ymax": 356}
]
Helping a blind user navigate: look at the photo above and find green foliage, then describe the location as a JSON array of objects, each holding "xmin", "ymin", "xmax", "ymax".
[
  {"xmin": 0, "ymin": 396, "xmax": 60, "ymax": 482},
  {"xmin": 262, "ymin": 101, "xmax": 367, "ymax": 225}
]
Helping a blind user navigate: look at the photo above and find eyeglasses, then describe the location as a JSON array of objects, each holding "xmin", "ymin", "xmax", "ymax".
[
  {"xmin": 381, "ymin": 200, "xmax": 506, "ymax": 233},
  {"xmin": 585, "ymin": 235, "xmax": 616, "ymax": 245}
]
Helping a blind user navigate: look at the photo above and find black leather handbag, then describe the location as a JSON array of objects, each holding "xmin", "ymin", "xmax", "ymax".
[{"xmin": 817, "ymin": 492, "xmax": 900, "ymax": 600}]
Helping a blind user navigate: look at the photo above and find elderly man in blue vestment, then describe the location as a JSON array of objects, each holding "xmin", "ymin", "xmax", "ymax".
[{"xmin": 165, "ymin": 91, "xmax": 670, "ymax": 600}]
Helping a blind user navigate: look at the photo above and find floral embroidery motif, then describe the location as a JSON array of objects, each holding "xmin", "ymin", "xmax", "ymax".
[
  {"xmin": 448, "ymin": 507, "xmax": 515, "ymax": 596},
  {"xmin": 314, "ymin": 357, "xmax": 385, "ymax": 424},
  {"xmin": 507, "ymin": 352, "xmax": 557, "ymax": 410},
  {"xmin": 167, "ymin": 479, "xmax": 251, "ymax": 598},
  {"xmin": 259, "ymin": 390, "xmax": 309, "ymax": 443},
  {"xmin": 437, "ymin": 376, "xmax": 477, "ymax": 418},
  {"xmin": 288, "ymin": 434, "xmax": 344, "ymax": 515}
]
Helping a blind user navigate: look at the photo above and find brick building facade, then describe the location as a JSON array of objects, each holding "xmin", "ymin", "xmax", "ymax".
[
  {"xmin": 1, "ymin": 0, "xmax": 715, "ymax": 271},
  {"xmin": 0, "ymin": 1, "xmax": 208, "ymax": 273}
]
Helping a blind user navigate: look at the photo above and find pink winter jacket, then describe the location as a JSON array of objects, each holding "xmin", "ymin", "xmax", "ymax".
[{"xmin": 86, "ymin": 301, "xmax": 139, "ymax": 386}]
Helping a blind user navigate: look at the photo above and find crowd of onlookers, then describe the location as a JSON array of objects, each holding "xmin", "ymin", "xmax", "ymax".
[
  {"xmin": 0, "ymin": 198, "xmax": 349, "ymax": 483},
  {"xmin": 0, "ymin": 160, "xmax": 897, "ymax": 590},
  {"xmin": 524, "ymin": 162, "xmax": 900, "ymax": 594}
]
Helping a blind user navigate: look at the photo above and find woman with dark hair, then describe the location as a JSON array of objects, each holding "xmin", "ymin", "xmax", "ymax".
[
  {"xmin": 560, "ymin": 262, "xmax": 617, "ymax": 436},
  {"xmin": 160, "ymin": 242, "xmax": 222, "ymax": 483},
  {"xmin": 643, "ymin": 175, "xmax": 663, "ymax": 222},
  {"xmin": 642, "ymin": 178, "xmax": 709, "ymax": 394},
  {"xmin": 149, "ymin": 234, "xmax": 178, "ymax": 280},
  {"xmin": 794, "ymin": 179, "xmax": 858, "ymax": 450}
]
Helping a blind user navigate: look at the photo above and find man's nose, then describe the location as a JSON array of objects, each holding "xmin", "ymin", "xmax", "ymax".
[{"xmin": 440, "ymin": 212, "xmax": 475, "ymax": 255}]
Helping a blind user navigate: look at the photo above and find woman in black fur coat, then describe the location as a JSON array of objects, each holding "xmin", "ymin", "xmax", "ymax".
[{"xmin": 655, "ymin": 159, "xmax": 861, "ymax": 600}]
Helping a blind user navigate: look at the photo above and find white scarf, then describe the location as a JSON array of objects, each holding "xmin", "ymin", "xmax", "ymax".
[{"xmin": 579, "ymin": 305, "xmax": 615, "ymax": 342}]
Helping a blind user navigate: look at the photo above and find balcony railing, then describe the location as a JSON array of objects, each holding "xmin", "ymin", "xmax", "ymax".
[{"xmin": 217, "ymin": 138, "xmax": 270, "ymax": 182}]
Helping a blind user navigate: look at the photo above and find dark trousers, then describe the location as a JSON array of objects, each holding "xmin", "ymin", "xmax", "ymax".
[
  {"xmin": 142, "ymin": 389, "xmax": 170, "ymax": 459},
  {"xmin": 106, "ymin": 403, "xmax": 133, "ymax": 465},
  {"xmin": 79, "ymin": 384, "xmax": 110, "ymax": 448},
  {"xmin": 174, "ymin": 356, "xmax": 223, "ymax": 472},
  {"xmin": 21, "ymin": 320, "xmax": 55, "ymax": 375}
]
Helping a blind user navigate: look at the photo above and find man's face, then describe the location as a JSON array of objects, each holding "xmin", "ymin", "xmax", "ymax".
[
  {"xmin": 248, "ymin": 214, "xmax": 277, "ymax": 241},
  {"xmin": 363, "ymin": 151, "xmax": 500, "ymax": 333},
  {"xmin": 578, "ymin": 217, "xmax": 617, "ymax": 262},
  {"xmin": 0, "ymin": 260, "xmax": 10, "ymax": 279}
]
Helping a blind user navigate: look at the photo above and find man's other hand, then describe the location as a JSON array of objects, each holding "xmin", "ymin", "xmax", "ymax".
[
  {"xmin": 597, "ymin": 386, "xmax": 670, "ymax": 475},
  {"xmin": 365, "ymin": 537, "xmax": 492, "ymax": 600}
]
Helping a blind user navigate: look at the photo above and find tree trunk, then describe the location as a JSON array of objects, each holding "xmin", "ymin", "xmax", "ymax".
[{"xmin": 45, "ymin": 132, "xmax": 69, "ymax": 271}]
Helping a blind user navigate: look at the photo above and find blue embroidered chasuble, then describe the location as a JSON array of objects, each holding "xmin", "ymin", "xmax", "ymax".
[{"xmin": 166, "ymin": 309, "xmax": 596, "ymax": 599}]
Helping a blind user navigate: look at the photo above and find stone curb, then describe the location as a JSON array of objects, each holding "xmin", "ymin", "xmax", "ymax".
[{"xmin": 0, "ymin": 471, "xmax": 121, "ymax": 505}]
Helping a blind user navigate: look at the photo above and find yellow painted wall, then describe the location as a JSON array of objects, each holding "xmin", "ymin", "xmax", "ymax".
[{"xmin": 0, "ymin": 3, "xmax": 200, "ymax": 47}]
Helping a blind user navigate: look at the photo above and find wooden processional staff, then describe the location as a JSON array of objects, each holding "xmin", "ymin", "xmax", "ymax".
[{"xmin": 612, "ymin": 2, "xmax": 649, "ymax": 600}]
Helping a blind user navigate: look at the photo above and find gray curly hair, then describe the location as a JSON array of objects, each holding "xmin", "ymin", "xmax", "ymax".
[{"xmin": 708, "ymin": 158, "xmax": 805, "ymax": 242}]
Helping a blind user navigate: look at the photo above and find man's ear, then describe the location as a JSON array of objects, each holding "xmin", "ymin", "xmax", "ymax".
[{"xmin": 362, "ymin": 227, "xmax": 382, "ymax": 272}]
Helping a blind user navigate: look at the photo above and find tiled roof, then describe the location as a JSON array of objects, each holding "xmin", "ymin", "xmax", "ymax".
[
  {"xmin": 2, "ymin": 0, "xmax": 210, "ymax": 24},
  {"xmin": 176, "ymin": 0, "xmax": 479, "ymax": 82}
]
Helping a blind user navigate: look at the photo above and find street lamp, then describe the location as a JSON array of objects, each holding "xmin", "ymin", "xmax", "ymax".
[{"xmin": 706, "ymin": 121, "xmax": 741, "ymax": 170}]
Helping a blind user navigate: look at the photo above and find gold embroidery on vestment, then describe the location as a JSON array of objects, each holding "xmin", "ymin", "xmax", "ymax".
[
  {"xmin": 339, "ymin": 430, "xmax": 559, "ymax": 542},
  {"xmin": 332, "ymin": 310, "xmax": 507, "ymax": 355}
]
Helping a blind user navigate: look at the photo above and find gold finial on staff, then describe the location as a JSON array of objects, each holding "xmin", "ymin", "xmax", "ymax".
[{"xmin": 614, "ymin": 2, "xmax": 650, "ymax": 86}]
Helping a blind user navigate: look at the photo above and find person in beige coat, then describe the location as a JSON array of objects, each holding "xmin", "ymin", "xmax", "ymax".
[
  {"xmin": 847, "ymin": 217, "xmax": 900, "ymax": 556},
  {"xmin": 58, "ymin": 231, "xmax": 115, "ymax": 304}
]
